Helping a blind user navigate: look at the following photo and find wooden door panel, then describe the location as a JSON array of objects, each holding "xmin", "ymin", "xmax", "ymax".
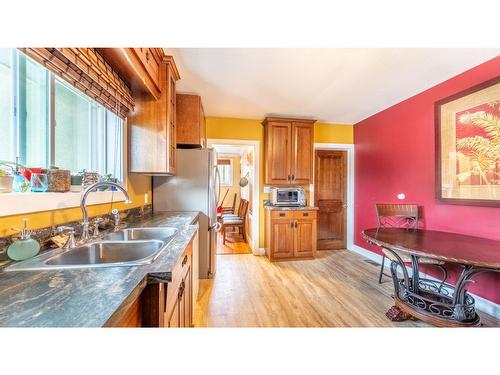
[
  {"xmin": 291, "ymin": 122, "xmax": 314, "ymax": 184},
  {"xmin": 166, "ymin": 297, "xmax": 179, "ymax": 328},
  {"xmin": 266, "ymin": 122, "xmax": 291, "ymax": 184},
  {"xmin": 271, "ymin": 221, "xmax": 294, "ymax": 258},
  {"xmin": 314, "ymin": 150, "xmax": 347, "ymax": 250},
  {"xmin": 294, "ymin": 220, "xmax": 316, "ymax": 257}
]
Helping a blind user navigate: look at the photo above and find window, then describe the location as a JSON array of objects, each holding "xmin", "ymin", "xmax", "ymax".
[
  {"xmin": 0, "ymin": 48, "xmax": 123, "ymax": 182},
  {"xmin": 217, "ymin": 159, "xmax": 233, "ymax": 186}
]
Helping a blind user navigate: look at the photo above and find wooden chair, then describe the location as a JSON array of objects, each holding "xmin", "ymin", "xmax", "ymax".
[
  {"xmin": 222, "ymin": 199, "xmax": 249, "ymax": 244},
  {"xmin": 376, "ymin": 203, "xmax": 446, "ymax": 284},
  {"xmin": 221, "ymin": 193, "xmax": 238, "ymax": 215}
]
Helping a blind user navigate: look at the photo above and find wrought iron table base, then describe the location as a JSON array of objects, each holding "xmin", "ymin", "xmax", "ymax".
[{"xmin": 385, "ymin": 248, "xmax": 498, "ymax": 327}]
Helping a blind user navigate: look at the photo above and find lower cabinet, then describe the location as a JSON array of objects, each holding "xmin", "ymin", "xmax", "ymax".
[
  {"xmin": 166, "ymin": 265, "xmax": 192, "ymax": 328},
  {"xmin": 108, "ymin": 237, "xmax": 195, "ymax": 328},
  {"xmin": 265, "ymin": 209, "xmax": 317, "ymax": 261},
  {"xmin": 165, "ymin": 241, "xmax": 193, "ymax": 328}
]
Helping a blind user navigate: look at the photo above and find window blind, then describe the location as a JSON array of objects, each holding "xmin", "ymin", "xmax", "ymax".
[{"xmin": 19, "ymin": 48, "xmax": 134, "ymax": 118}]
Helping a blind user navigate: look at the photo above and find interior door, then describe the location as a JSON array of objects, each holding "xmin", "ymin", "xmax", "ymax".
[
  {"xmin": 291, "ymin": 122, "xmax": 314, "ymax": 184},
  {"xmin": 314, "ymin": 150, "xmax": 347, "ymax": 250},
  {"xmin": 265, "ymin": 122, "xmax": 291, "ymax": 185}
]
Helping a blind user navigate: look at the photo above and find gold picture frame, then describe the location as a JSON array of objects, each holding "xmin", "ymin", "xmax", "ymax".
[{"xmin": 435, "ymin": 76, "xmax": 500, "ymax": 206}]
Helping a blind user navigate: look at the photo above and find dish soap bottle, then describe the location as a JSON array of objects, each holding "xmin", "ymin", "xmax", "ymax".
[{"xmin": 7, "ymin": 219, "xmax": 40, "ymax": 261}]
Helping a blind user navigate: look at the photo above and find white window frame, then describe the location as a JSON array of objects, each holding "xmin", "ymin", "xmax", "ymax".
[
  {"xmin": 0, "ymin": 49, "xmax": 128, "ymax": 217},
  {"xmin": 218, "ymin": 159, "xmax": 233, "ymax": 187}
]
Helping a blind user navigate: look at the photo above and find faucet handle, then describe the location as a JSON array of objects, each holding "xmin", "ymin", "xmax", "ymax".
[
  {"xmin": 57, "ymin": 226, "xmax": 76, "ymax": 249},
  {"xmin": 111, "ymin": 209, "xmax": 122, "ymax": 231},
  {"xmin": 92, "ymin": 217, "xmax": 104, "ymax": 237}
]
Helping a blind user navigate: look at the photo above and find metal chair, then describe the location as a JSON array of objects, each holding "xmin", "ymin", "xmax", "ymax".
[{"xmin": 376, "ymin": 203, "xmax": 447, "ymax": 285}]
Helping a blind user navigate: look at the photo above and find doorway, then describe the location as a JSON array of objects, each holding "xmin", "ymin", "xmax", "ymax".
[
  {"xmin": 208, "ymin": 139, "xmax": 260, "ymax": 256},
  {"xmin": 314, "ymin": 149, "xmax": 348, "ymax": 250}
]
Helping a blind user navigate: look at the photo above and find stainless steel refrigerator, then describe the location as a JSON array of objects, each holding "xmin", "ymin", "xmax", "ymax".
[{"xmin": 153, "ymin": 148, "xmax": 221, "ymax": 279}]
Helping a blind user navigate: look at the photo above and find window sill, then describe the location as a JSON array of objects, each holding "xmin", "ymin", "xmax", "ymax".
[{"xmin": 0, "ymin": 191, "xmax": 126, "ymax": 217}]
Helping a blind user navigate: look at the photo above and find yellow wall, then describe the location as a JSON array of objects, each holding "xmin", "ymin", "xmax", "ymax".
[
  {"xmin": 206, "ymin": 116, "xmax": 354, "ymax": 248},
  {"xmin": 0, "ymin": 174, "xmax": 151, "ymax": 237}
]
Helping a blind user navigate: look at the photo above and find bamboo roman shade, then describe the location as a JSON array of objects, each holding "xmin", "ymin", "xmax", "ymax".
[
  {"xmin": 19, "ymin": 48, "xmax": 134, "ymax": 118},
  {"xmin": 217, "ymin": 159, "xmax": 231, "ymax": 165}
]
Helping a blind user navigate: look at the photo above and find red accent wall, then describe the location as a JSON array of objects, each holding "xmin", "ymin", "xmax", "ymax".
[{"xmin": 354, "ymin": 56, "xmax": 500, "ymax": 305}]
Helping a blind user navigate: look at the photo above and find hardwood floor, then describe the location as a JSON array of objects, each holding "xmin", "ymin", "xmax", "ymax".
[
  {"xmin": 194, "ymin": 250, "xmax": 500, "ymax": 327},
  {"xmin": 216, "ymin": 232, "xmax": 252, "ymax": 255}
]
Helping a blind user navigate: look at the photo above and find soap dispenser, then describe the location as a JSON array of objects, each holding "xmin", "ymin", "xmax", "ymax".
[{"xmin": 7, "ymin": 219, "xmax": 41, "ymax": 261}]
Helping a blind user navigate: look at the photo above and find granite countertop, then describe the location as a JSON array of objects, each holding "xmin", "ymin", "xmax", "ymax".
[
  {"xmin": 264, "ymin": 205, "xmax": 319, "ymax": 211},
  {"xmin": 0, "ymin": 211, "xmax": 199, "ymax": 327}
]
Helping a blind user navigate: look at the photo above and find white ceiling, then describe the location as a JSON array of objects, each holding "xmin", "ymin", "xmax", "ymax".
[{"xmin": 165, "ymin": 48, "xmax": 499, "ymax": 124}]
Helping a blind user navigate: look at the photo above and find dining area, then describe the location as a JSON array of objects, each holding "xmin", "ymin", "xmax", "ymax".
[{"xmin": 361, "ymin": 203, "xmax": 500, "ymax": 327}]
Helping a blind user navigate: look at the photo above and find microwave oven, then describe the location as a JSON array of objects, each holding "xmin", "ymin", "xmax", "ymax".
[{"xmin": 270, "ymin": 187, "xmax": 306, "ymax": 206}]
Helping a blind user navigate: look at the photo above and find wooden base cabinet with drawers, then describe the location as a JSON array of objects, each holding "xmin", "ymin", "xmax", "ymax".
[
  {"xmin": 113, "ymin": 238, "xmax": 195, "ymax": 328},
  {"xmin": 265, "ymin": 209, "xmax": 317, "ymax": 261},
  {"xmin": 165, "ymin": 244, "xmax": 193, "ymax": 328},
  {"xmin": 263, "ymin": 117, "xmax": 316, "ymax": 185}
]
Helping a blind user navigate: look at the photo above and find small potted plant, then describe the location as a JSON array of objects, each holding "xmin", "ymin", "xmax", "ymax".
[
  {"xmin": 98, "ymin": 173, "xmax": 118, "ymax": 191},
  {"xmin": 71, "ymin": 170, "xmax": 84, "ymax": 186}
]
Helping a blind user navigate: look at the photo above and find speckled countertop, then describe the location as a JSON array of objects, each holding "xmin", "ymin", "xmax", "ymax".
[
  {"xmin": 0, "ymin": 211, "xmax": 199, "ymax": 327},
  {"xmin": 264, "ymin": 205, "xmax": 318, "ymax": 211}
]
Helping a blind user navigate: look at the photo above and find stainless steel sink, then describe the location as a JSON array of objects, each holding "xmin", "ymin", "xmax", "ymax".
[
  {"xmin": 46, "ymin": 240, "xmax": 164, "ymax": 267},
  {"xmin": 102, "ymin": 227, "xmax": 178, "ymax": 241},
  {"xmin": 5, "ymin": 226, "xmax": 179, "ymax": 272}
]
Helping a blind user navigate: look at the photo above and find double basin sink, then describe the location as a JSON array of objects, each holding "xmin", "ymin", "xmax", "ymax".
[{"xmin": 6, "ymin": 227, "xmax": 178, "ymax": 272}]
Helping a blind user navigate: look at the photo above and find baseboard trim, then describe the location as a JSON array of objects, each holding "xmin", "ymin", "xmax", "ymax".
[{"xmin": 349, "ymin": 244, "xmax": 500, "ymax": 320}]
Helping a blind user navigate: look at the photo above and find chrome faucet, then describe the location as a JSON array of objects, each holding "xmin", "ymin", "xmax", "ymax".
[{"xmin": 80, "ymin": 181, "xmax": 131, "ymax": 242}]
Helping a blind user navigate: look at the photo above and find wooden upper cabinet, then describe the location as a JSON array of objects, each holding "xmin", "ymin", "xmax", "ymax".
[
  {"xmin": 176, "ymin": 94, "xmax": 206, "ymax": 148},
  {"xmin": 291, "ymin": 122, "xmax": 314, "ymax": 184},
  {"xmin": 97, "ymin": 48, "xmax": 163, "ymax": 100},
  {"xmin": 263, "ymin": 117, "xmax": 315, "ymax": 185},
  {"xmin": 128, "ymin": 56, "xmax": 180, "ymax": 175}
]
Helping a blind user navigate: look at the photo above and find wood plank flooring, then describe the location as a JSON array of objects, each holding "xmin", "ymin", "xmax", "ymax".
[
  {"xmin": 194, "ymin": 250, "xmax": 500, "ymax": 327},
  {"xmin": 216, "ymin": 232, "xmax": 252, "ymax": 255}
]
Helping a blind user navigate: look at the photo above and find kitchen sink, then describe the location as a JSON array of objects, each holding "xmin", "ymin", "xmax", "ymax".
[
  {"xmin": 45, "ymin": 240, "xmax": 164, "ymax": 267},
  {"xmin": 102, "ymin": 227, "xmax": 178, "ymax": 241},
  {"xmin": 5, "ymin": 226, "xmax": 179, "ymax": 272}
]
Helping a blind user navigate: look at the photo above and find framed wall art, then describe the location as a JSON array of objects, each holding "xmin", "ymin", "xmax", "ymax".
[{"xmin": 435, "ymin": 76, "xmax": 500, "ymax": 206}]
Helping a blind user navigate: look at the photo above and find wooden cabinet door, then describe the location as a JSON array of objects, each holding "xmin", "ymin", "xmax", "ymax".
[
  {"xmin": 166, "ymin": 293, "xmax": 180, "ymax": 328},
  {"xmin": 271, "ymin": 220, "xmax": 295, "ymax": 259},
  {"xmin": 167, "ymin": 71, "xmax": 177, "ymax": 174},
  {"xmin": 291, "ymin": 122, "xmax": 314, "ymax": 184},
  {"xmin": 294, "ymin": 219, "xmax": 316, "ymax": 258},
  {"xmin": 183, "ymin": 267, "xmax": 192, "ymax": 327},
  {"xmin": 265, "ymin": 122, "xmax": 292, "ymax": 185}
]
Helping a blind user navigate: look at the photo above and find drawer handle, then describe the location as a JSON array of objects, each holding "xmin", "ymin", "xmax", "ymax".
[
  {"xmin": 178, "ymin": 281, "xmax": 185, "ymax": 297},
  {"xmin": 182, "ymin": 255, "xmax": 188, "ymax": 267},
  {"xmin": 279, "ymin": 213, "xmax": 285, "ymax": 217},
  {"xmin": 303, "ymin": 213, "xmax": 309, "ymax": 217}
]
